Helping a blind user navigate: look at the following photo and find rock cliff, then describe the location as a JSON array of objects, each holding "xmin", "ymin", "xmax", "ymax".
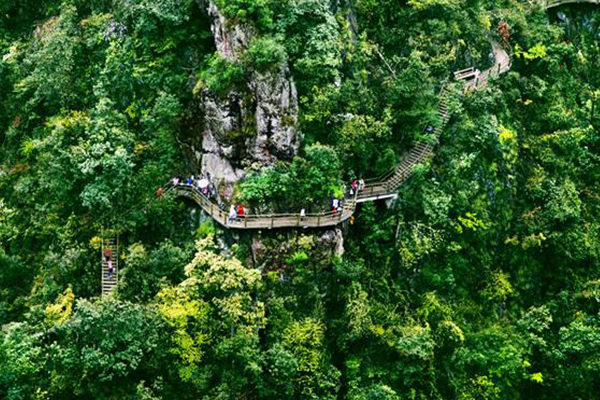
[{"xmin": 195, "ymin": 0, "xmax": 300, "ymax": 201}]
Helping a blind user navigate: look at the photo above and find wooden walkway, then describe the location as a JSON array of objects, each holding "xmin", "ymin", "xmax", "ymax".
[
  {"xmin": 546, "ymin": 0, "xmax": 600, "ymax": 8},
  {"xmin": 170, "ymin": 43, "xmax": 511, "ymax": 230}
]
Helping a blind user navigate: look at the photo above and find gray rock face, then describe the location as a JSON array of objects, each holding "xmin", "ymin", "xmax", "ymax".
[
  {"xmin": 197, "ymin": 1, "xmax": 300, "ymax": 201},
  {"xmin": 316, "ymin": 228, "xmax": 345, "ymax": 257},
  {"xmin": 206, "ymin": 0, "xmax": 251, "ymax": 60}
]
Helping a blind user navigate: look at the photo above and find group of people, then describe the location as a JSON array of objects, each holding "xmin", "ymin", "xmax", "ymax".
[
  {"xmin": 172, "ymin": 173, "xmax": 217, "ymax": 198},
  {"xmin": 103, "ymin": 248, "xmax": 115, "ymax": 279},
  {"xmin": 349, "ymin": 178, "xmax": 365, "ymax": 196},
  {"xmin": 165, "ymin": 172, "xmax": 370, "ymax": 224},
  {"xmin": 228, "ymin": 203, "xmax": 246, "ymax": 225}
]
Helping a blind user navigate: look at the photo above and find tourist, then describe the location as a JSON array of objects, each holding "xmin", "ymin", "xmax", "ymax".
[
  {"xmin": 358, "ymin": 178, "xmax": 365, "ymax": 191},
  {"xmin": 300, "ymin": 208, "xmax": 306, "ymax": 221},
  {"xmin": 107, "ymin": 258, "xmax": 114, "ymax": 278},
  {"xmin": 332, "ymin": 198, "xmax": 339, "ymax": 214},
  {"xmin": 103, "ymin": 248, "xmax": 112, "ymax": 262},
  {"xmin": 237, "ymin": 204, "xmax": 245, "ymax": 219},
  {"xmin": 228, "ymin": 205, "xmax": 237, "ymax": 224}
]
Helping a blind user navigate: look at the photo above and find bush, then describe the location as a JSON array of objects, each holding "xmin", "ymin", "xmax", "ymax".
[
  {"xmin": 237, "ymin": 143, "xmax": 343, "ymax": 212},
  {"xmin": 245, "ymin": 36, "xmax": 286, "ymax": 71},
  {"xmin": 196, "ymin": 54, "xmax": 245, "ymax": 97},
  {"xmin": 214, "ymin": 0, "xmax": 273, "ymax": 29}
]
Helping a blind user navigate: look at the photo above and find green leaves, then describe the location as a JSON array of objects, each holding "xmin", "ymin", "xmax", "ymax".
[
  {"xmin": 196, "ymin": 54, "xmax": 245, "ymax": 97},
  {"xmin": 215, "ymin": 0, "xmax": 274, "ymax": 29},
  {"xmin": 245, "ymin": 36, "xmax": 286, "ymax": 71},
  {"xmin": 237, "ymin": 143, "xmax": 342, "ymax": 212}
]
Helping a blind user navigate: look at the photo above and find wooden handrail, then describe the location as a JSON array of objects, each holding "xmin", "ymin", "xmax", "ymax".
[{"xmin": 164, "ymin": 43, "xmax": 511, "ymax": 229}]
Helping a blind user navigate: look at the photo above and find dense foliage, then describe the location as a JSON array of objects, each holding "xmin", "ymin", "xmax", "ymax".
[{"xmin": 1, "ymin": 0, "xmax": 600, "ymax": 399}]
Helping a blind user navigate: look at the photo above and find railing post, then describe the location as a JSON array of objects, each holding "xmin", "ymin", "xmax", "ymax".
[
  {"xmin": 297, "ymin": 215, "xmax": 300, "ymax": 226},
  {"xmin": 271, "ymin": 216, "xmax": 274, "ymax": 229},
  {"xmin": 317, "ymin": 215, "xmax": 321, "ymax": 227},
  {"xmin": 210, "ymin": 203, "xmax": 213, "ymax": 216},
  {"xmin": 244, "ymin": 217, "xmax": 248, "ymax": 228}
]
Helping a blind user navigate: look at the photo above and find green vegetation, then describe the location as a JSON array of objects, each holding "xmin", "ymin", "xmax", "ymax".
[{"xmin": 1, "ymin": 1, "xmax": 600, "ymax": 399}]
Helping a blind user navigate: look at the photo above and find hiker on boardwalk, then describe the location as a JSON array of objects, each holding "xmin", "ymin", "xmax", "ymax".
[
  {"xmin": 107, "ymin": 259, "xmax": 114, "ymax": 278},
  {"xmin": 358, "ymin": 178, "xmax": 365, "ymax": 191},
  {"xmin": 104, "ymin": 248, "xmax": 112, "ymax": 262},
  {"xmin": 474, "ymin": 69, "xmax": 481, "ymax": 86},
  {"xmin": 236, "ymin": 204, "xmax": 245, "ymax": 220},
  {"xmin": 300, "ymin": 208, "xmax": 306, "ymax": 221},
  {"xmin": 332, "ymin": 198, "xmax": 340, "ymax": 215},
  {"xmin": 351, "ymin": 180, "xmax": 358, "ymax": 195},
  {"xmin": 228, "ymin": 205, "xmax": 237, "ymax": 225},
  {"xmin": 199, "ymin": 177, "xmax": 210, "ymax": 195},
  {"xmin": 426, "ymin": 124, "xmax": 434, "ymax": 135}
]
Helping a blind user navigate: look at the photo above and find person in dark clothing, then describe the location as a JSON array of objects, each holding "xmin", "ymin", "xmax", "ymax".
[
  {"xmin": 104, "ymin": 248, "xmax": 112, "ymax": 262},
  {"xmin": 108, "ymin": 259, "xmax": 114, "ymax": 278}
]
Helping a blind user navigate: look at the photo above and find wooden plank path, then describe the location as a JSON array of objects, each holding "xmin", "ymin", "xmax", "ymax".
[
  {"xmin": 546, "ymin": 0, "xmax": 600, "ymax": 8},
  {"xmin": 169, "ymin": 43, "xmax": 511, "ymax": 230}
]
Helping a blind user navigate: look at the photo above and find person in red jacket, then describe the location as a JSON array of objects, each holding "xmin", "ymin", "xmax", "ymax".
[{"xmin": 236, "ymin": 204, "xmax": 245, "ymax": 219}]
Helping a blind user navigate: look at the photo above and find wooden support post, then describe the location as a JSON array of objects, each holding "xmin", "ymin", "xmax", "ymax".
[
  {"xmin": 317, "ymin": 215, "xmax": 321, "ymax": 227},
  {"xmin": 271, "ymin": 216, "xmax": 274, "ymax": 229},
  {"xmin": 297, "ymin": 215, "xmax": 301, "ymax": 226},
  {"xmin": 244, "ymin": 217, "xmax": 248, "ymax": 228}
]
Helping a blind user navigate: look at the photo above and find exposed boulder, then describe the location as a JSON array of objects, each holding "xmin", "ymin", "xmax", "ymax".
[{"xmin": 194, "ymin": 1, "xmax": 300, "ymax": 202}]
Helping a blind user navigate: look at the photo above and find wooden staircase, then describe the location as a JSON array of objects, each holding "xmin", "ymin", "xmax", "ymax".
[
  {"xmin": 168, "ymin": 42, "xmax": 511, "ymax": 230},
  {"xmin": 101, "ymin": 238, "xmax": 118, "ymax": 296}
]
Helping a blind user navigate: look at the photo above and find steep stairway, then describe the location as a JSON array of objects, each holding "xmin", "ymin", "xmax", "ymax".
[{"xmin": 101, "ymin": 238, "xmax": 119, "ymax": 296}]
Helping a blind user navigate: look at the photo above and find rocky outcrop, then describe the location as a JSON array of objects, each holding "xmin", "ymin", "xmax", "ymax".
[
  {"xmin": 195, "ymin": 1, "xmax": 300, "ymax": 202},
  {"xmin": 249, "ymin": 228, "xmax": 344, "ymax": 271},
  {"xmin": 315, "ymin": 228, "xmax": 345, "ymax": 258}
]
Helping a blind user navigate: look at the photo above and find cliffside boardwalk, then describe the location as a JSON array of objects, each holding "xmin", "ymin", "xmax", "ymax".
[
  {"xmin": 101, "ymin": 1, "xmax": 594, "ymax": 294},
  {"xmin": 101, "ymin": 238, "xmax": 119, "ymax": 296},
  {"xmin": 545, "ymin": 0, "xmax": 600, "ymax": 8},
  {"xmin": 170, "ymin": 42, "xmax": 511, "ymax": 230}
]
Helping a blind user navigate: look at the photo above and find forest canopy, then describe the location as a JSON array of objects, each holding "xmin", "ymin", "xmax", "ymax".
[{"xmin": 1, "ymin": 0, "xmax": 600, "ymax": 399}]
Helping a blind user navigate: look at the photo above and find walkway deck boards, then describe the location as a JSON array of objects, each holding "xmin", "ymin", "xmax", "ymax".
[{"xmin": 170, "ymin": 43, "xmax": 511, "ymax": 230}]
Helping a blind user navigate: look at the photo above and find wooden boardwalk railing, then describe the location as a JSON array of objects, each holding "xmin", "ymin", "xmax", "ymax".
[
  {"xmin": 169, "ymin": 43, "xmax": 511, "ymax": 230},
  {"xmin": 546, "ymin": 0, "xmax": 600, "ymax": 8}
]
